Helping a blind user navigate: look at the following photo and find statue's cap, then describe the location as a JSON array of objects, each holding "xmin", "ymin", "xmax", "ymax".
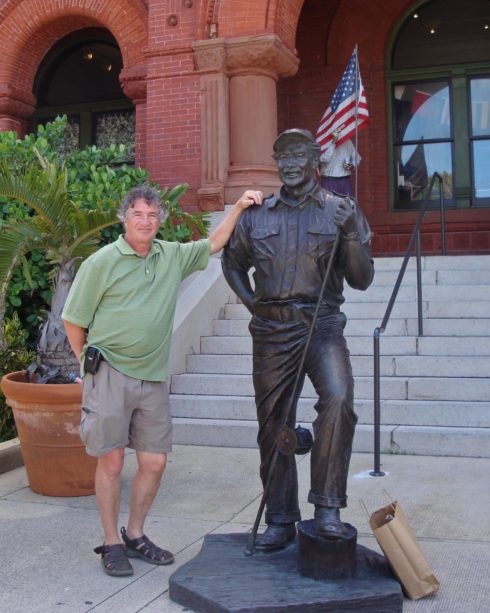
[{"xmin": 273, "ymin": 128, "xmax": 316, "ymax": 152}]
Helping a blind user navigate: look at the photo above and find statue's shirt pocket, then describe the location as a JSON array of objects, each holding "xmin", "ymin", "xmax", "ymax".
[{"xmin": 251, "ymin": 225, "xmax": 281, "ymax": 260}]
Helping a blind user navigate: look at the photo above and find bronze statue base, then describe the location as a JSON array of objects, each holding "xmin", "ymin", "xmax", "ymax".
[
  {"xmin": 169, "ymin": 532, "xmax": 402, "ymax": 612},
  {"xmin": 298, "ymin": 518, "xmax": 357, "ymax": 580}
]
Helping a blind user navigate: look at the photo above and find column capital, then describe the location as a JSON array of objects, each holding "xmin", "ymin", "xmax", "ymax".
[
  {"xmin": 193, "ymin": 34, "xmax": 299, "ymax": 80},
  {"xmin": 0, "ymin": 84, "xmax": 35, "ymax": 119},
  {"xmin": 120, "ymin": 65, "xmax": 147, "ymax": 105}
]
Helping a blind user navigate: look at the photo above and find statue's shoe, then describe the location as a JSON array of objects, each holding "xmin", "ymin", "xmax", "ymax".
[
  {"xmin": 314, "ymin": 506, "xmax": 350, "ymax": 540},
  {"xmin": 254, "ymin": 523, "xmax": 296, "ymax": 551}
]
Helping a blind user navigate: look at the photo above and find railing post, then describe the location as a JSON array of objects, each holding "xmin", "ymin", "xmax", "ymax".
[
  {"xmin": 438, "ymin": 175, "xmax": 446, "ymax": 255},
  {"xmin": 416, "ymin": 228, "xmax": 424, "ymax": 337},
  {"xmin": 370, "ymin": 327, "xmax": 385, "ymax": 476}
]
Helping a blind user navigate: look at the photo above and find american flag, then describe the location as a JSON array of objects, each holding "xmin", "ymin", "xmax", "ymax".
[{"xmin": 316, "ymin": 49, "xmax": 369, "ymax": 153}]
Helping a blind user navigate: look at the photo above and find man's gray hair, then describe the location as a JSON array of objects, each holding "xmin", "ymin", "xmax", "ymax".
[{"xmin": 117, "ymin": 185, "xmax": 168, "ymax": 223}]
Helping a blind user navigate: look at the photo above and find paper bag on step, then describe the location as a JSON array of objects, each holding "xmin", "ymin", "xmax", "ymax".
[{"xmin": 369, "ymin": 500, "xmax": 440, "ymax": 600}]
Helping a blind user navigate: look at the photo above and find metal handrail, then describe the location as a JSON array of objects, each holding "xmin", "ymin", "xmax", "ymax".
[{"xmin": 371, "ymin": 173, "xmax": 445, "ymax": 476}]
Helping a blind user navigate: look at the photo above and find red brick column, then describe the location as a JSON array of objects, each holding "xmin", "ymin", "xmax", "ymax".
[
  {"xmin": 0, "ymin": 85, "xmax": 35, "ymax": 136},
  {"xmin": 120, "ymin": 65, "xmax": 147, "ymax": 168}
]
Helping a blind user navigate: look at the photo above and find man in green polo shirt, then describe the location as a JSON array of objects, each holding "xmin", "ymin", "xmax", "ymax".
[{"xmin": 62, "ymin": 184, "xmax": 262, "ymax": 577}]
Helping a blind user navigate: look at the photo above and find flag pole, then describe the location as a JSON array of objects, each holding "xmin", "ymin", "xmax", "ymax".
[{"xmin": 354, "ymin": 44, "xmax": 359, "ymax": 201}]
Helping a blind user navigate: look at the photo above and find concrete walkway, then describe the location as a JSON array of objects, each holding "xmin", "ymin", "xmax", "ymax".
[{"xmin": 0, "ymin": 446, "xmax": 489, "ymax": 612}]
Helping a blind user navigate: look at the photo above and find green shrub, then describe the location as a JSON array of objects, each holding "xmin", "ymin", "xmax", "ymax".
[
  {"xmin": 0, "ymin": 313, "xmax": 35, "ymax": 441},
  {"xmin": 0, "ymin": 116, "xmax": 209, "ymax": 346}
]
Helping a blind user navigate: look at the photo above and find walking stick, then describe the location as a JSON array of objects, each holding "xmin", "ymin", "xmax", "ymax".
[{"xmin": 244, "ymin": 231, "xmax": 342, "ymax": 555}]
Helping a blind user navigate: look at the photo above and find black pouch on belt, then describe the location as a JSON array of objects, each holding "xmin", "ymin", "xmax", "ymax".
[{"xmin": 84, "ymin": 346, "xmax": 103, "ymax": 374}]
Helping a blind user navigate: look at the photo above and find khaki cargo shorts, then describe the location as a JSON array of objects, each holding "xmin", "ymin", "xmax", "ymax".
[{"xmin": 80, "ymin": 360, "xmax": 172, "ymax": 457}]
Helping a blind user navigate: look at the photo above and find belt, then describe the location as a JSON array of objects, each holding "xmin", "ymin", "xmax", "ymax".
[{"xmin": 254, "ymin": 303, "xmax": 338, "ymax": 322}]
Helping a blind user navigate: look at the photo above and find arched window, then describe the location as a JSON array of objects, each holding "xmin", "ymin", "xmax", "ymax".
[
  {"xmin": 389, "ymin": 0, "xmax": 490, "ymax": 210},
  {"xmin": 33, "ymin": 28, "xmax": 134, "ymax": 161}
]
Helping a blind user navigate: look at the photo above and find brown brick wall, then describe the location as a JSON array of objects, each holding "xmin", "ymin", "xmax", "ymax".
[{"xmin": 0, "ymin": 0, "xmax": 488, "ymax": 252}]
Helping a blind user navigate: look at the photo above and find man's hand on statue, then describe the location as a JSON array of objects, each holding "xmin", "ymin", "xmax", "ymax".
[
  {"xmin": 236, "ymin": 190, "xmax": 263, "ymax": 210},
  {"xmin": 334, "ymin": 199, "xmax": 357, "ymax": 235}
]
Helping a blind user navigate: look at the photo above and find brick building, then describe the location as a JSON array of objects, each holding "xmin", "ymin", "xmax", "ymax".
[{"xmin": 0, "ymin": 0, "xmax": 489, "ymax": 255}]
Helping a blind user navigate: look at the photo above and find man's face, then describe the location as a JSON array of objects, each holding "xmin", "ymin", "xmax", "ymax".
[
  {"xmin": 275, "ymin": 141, "xmax": 316, "ymax": 189},
  {"xmin": 124, "ymin": 198, "xmax": 161, "ymax": 247}
]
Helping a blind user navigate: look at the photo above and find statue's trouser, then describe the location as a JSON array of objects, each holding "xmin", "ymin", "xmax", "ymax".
[{"xmin": 250, "ymin": 309, "xmax": 357, "ymax": 526}]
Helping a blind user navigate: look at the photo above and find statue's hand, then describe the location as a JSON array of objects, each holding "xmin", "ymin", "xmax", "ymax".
[{"xmin": 334, "ymin": 198, "xmax": 357, "ymax": 235}]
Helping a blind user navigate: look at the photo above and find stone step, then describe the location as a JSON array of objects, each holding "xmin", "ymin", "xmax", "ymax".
[
  {"xmin": 223, "ymin": 301, "xmax": 490, "ymax": 320},
  {"xmin": 200, "ymin": 335, "xmax": 489, "ymax": 356},
  {"xmin": 170, "ymin": 373, "xmax": 490, "ymax": 401},
  {"xmin": 373, "ymin": 254, "xmax": 490, "ymax": 271},
  {"xmin": 170, "ymin": 254, "xmax": 490, "ymax": 458},
  {"xmin": 213, "ymin": 317, "xmax": 490, "ymax": 338},
  {"xmin": 370, "ymin": 268, "xmax": 490, "ymax": 286},
  {"xmin": 170, "ymin": 395, "xmax": 490, "ymax": 428},
  {"xmin": 186, "ymin": 354, "xmax": 490, "ymax": 378},
  {"xmin": 343, "ymin": 284, "xmax": 490, "ymax": 303},
  {"xmin": 171, "ymin": 418, "xmax": 490, "ymax": 458}
]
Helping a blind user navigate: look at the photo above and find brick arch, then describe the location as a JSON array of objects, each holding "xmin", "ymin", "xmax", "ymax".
[
  {"xmin": 0, "ymin": 0, "xmax": 148, "ymax": 116},
  {"xmin": 198, "ymin": 0, "xmax": 304, "ymax": 48}
]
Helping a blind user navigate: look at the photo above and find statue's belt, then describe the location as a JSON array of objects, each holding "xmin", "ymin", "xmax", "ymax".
[{"xmin": 254, "ymin": 303, "xmax": 338, "ymax": 322}]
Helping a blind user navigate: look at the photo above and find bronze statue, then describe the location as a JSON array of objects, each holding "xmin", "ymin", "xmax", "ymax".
[{"xmin": 222, "ymin": 129, "xmax": 374, "ymax": 551}]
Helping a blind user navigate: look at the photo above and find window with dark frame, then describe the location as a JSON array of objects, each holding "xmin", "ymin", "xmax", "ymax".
[{"xmin": 390, "ymin": 0, "xmax": 490, "ymax": 210}]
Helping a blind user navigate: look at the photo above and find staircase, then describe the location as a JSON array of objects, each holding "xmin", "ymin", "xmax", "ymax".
[{"xmin": 170, "ymin": 255, "xmax": 490, "ymax": 458}]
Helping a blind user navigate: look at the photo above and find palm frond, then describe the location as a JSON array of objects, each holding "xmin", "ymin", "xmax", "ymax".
[
  {"xmin": 0, "ymin": 159, "xmax": 71, "ymax": 229},
  {"xmin": 68, "ymin": 207, "xmax": 119, "ymax": 255},
  {"xmin": 0, "ymin": 222, "xmax": 44, "ymax": 301}
]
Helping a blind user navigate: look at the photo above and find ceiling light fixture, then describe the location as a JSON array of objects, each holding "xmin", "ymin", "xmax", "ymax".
[{"xmin": 83, "ymin": 51, "xmax": 94, "ymax": 60}]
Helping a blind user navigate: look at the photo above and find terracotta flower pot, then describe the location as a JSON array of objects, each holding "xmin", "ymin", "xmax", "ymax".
[{"xmin": 0, "ymin": 371, "xmax": 96, "ymax": 496}]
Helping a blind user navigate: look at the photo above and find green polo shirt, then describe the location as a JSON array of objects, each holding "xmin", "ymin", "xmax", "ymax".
[{"xmin": 62, "ymin": 235, "xmax": 211, "ymax": 381}]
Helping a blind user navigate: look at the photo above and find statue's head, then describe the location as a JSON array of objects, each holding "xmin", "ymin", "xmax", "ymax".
[{"xmin": 272, "ymin": 129, "xmax": 320, "ymax": 190}]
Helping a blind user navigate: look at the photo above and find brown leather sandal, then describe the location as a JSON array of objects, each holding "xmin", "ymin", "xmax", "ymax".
[
  {"xmin": 121, "ymin": 527, "xmax": 175, "ymax": 566},
  {"xmin": 93, "ymin": 543, "xmax": 134, "ymax": 577}
]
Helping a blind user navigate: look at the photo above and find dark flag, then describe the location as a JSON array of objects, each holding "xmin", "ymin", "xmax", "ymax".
[{"xmin": 403, "ymin": 142, "xmax": 429, "ymax": 198}]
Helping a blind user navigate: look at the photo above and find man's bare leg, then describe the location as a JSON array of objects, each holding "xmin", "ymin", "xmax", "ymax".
[
  {"xmin": 126, "ymin": 451, "xmax": 167, "ymax": 538},
  {"xmin": 95, "ymin": 448, "xmax": 125, "ymax": 544}
]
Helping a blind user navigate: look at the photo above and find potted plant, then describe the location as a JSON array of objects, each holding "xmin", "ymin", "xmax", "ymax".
[{"xmin": 0, "ymin": 119, "xmax": 208, "ymax": 496}]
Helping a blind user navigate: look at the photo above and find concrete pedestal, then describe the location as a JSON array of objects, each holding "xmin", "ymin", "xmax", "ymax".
[{"xmin": 169, "ymin": 532, "xmax": 403, "ymax": 612}]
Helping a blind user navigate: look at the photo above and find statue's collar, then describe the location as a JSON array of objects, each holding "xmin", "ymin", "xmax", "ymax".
[{"xmin": 266, "ymin": 182, "xmax": 324, "ymax": 209}]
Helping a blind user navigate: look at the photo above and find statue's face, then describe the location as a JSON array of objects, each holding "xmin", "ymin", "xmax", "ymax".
[{"xmin": 275, "ymin": 141, "xmax": 315, "ymax": 189}]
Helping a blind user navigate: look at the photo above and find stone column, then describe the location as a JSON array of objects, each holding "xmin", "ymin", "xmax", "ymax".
[
  {"xmin": 0, "ymin": 84, "xmax": 36, "ymax": 135},
  {"xmin": 120, "ymin": 66, "xmax": 147, "ymax": 168},
  {"xmin": 193, "ymin": 35, "xmax": 298, "ymax": 209},
  {"xmin": 192, "ymin": 40, "xmax": 230, "ymax": 211},
  {"xmin": 225, "ymin": 35, "xmax": 299, "ymax": 202}
]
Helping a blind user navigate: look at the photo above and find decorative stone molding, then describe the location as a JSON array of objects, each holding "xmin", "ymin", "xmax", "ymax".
[
  {"xmin": 197, "ymin": 185, "xmax": 225, "ymax": 211},
  {"xmin": 192, "ymin": 35, "xmax": 299, "ymax": 79},
  {"xmin": 192, "ymin": 38, "xmax": 227, "ymax": 73},
  {"xmin": 226, "ymin": 34, "xmax": 299, "ymax": 79},
  {"xmin": 120, "ymin": 65, "xmax": 147, "ymax": 105},
  {"xmin": 0, "ymin": 84, "xmax": 35, "ymax": 119}
]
